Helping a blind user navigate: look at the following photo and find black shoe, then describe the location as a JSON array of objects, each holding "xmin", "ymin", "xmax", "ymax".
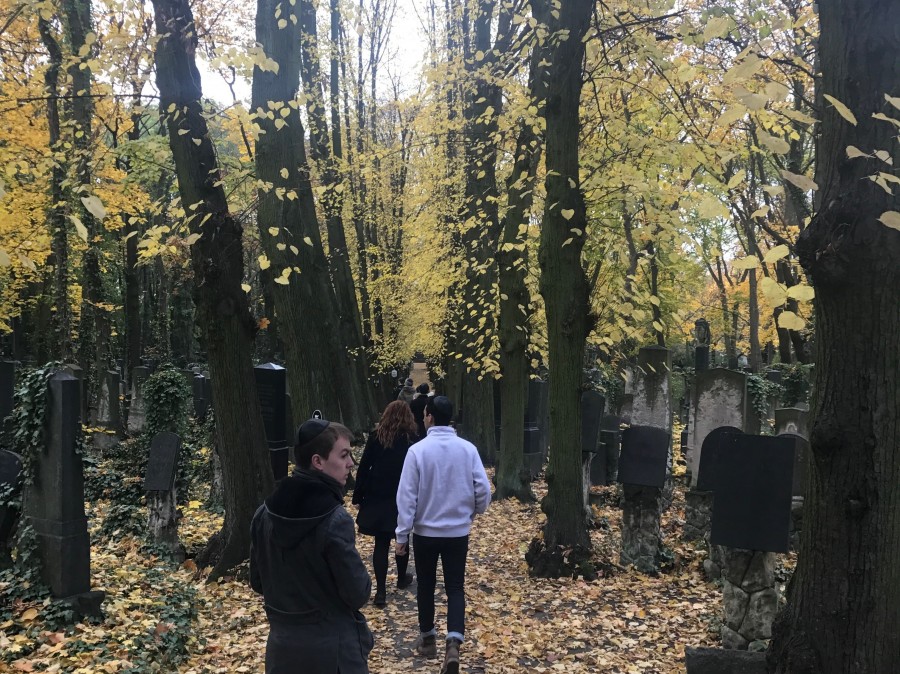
[
  {"xmin": 397, "ymin": 572, "xmax": 414, "ymax": 589},
  {"xmin": 374, "ymin": 588, "xmax": 386, "ymax": 607},
  {"xmin": 440, "ymin": 638, "xmax": 461, "ymax": 674}
]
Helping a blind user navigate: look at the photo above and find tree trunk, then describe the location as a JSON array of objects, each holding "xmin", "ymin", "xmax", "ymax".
[
  {"xmin": 251, "ymin": 0, "xmax": 353, "ymax": 428},
  {"xmin": 150, "ymin": 0, "xmax": 274, "ymax": 579},
  {"xmin": 495, "ymin": 46, "xmax": 543, "ymax": 502},
  {"xmin": 767, "ymin": 0, "xmax": 900, "ymax": 670},
  {"xmin": 38, "ymin": 19, "xmax": 71, "ymax": 363},
  {"xmin": 534, "ymin": 0, "xmax": 593, "ymax": 550}
]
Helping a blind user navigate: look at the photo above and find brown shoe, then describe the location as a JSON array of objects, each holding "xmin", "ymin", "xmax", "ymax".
[
  {"xmin": 440, "ymin": 638, "xmax": 461, "ymax": 674},
  {"xmin": 414, "ymin": 633, "xmax": 437, "ymax": 658}
]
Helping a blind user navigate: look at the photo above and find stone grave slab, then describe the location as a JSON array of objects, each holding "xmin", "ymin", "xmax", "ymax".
[
  {"xmin": 775, "ymin": 407, "xmax": 808, "ymax": 438},
  {"xmin": 0, "ymin": 360, "xmax": 15, "ymax": 422},
  {"xmin": 617, "ymin": 426, "xmax": 670, "ymax": 488},
  {"xmin": 0, "ymin": 449, "xmax": 23, "ymax": 551},
  {"xmin": 255, "ymin": 363, "xmax": 287, "ymax": 448},
  {"xmin": 778, "ymin": 432, "xmax": 809, "ymax": 498},
  {"xmin": 144, "ymin": 432, "xmax": 181, "ymax": 492},
  {"xmin": 695, "ymin": 426, "xmax": 743, "ymax": 492},
  {"xmin": 711, "ymin": 434, "xmax": 795, "ymax": 553},
  {"xmin": 580, "ymin": 390, "xmax": 604, "ymax": 454}
]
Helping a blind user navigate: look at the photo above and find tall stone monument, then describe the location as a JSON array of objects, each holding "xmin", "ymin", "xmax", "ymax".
[{"xmin": 619, "ymin": 346, "xmax": 671, "ymax": 574}]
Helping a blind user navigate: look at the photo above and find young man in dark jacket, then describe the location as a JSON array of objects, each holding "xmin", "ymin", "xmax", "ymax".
[{"xmin": 250, "ymin": 418, "xmax": 373, "ymax": 673}]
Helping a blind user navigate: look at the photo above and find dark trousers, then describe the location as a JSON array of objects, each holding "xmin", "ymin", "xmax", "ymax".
[
  {"xmin": 373, "ymin": 533, "xmax": 409, "ymax": 592},
  {"xmin": 413, "ymin": 534, "xmax": 469, "ymax": 640}
]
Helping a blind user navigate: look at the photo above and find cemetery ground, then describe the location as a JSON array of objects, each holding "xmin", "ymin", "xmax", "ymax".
[{"xmin": 0, "ymin": 440, "xmax": 796, "ymax": 674}]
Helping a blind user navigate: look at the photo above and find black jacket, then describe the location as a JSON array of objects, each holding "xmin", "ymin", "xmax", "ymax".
[
  {"xmin": 352, "ymin": 432, "xmax": 413, "ymax": 536},
  {"xmin": 250, "ymin": 469, "xmax": 373, "ymax": 673},
  {"xmin": 409, "ymin": 394, "xmax": 429, "ymax": 439}
]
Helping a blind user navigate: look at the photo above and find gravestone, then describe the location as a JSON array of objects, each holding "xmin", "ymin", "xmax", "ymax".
[
  {"xmin": 63, "ymin": 363, "xmax": 86, "ymax": 422},
  {"xmin": 580, "ymin": 390, "xmax": 605, "ymax": 514},
  {"xmin": 0, "ymin": 449, "xmax": 23, "ymax": 567},
  {"xmin": 128, "ymin": 365, "xmax": 150, "ymax": 433},
  {"xmin": 619, "ymin": 346, "xmax": 671, "ymax": 574},
  {"xmin": 778, "ymin": 432, "xmax": 809, "ymax": 549},
  {"xmin": 688, "ymin": 368, "xmax": 754, "ymax": 483},
  {"xmin": 711, "ymin": 434, "xmax": 794, "ymax": 650},
  {"xmin": 23, "ymin": 371, "xmax": 103, "ymax": 615},
  {"xmin": 255, "ymin": 363, "xmax": 288, "ymax": 480},
  {"xmin": 145, "ymin": 432, "xmax": 184, "ymax": 560},
  {"xmin": 284, "ymin": 393, "xmax": 295, "ymax": 465},
  {"xmin": 774, "ymin": 407, "xmax": 808, "ymax": 438},
  {"xmin": 95, "ymin": 370, "xmax": 123, "ymax": 449},
  {"xmin": 524, "ymin": 379, "xmax": 546, "ymax": 477},
  {"xmin": 601, "ymin": 414, "xmax": 621, "ymax": 484},
  {"xmin": 192, "ymin": 374, "xmax": 208, "ymax": 420},
  {"xmin": 684, "ymin": 426, "xmax": 743, "ymax": 548},
  {"xmin": 0, "ymin": 360, "xmax": 15, "ymax": 422}
]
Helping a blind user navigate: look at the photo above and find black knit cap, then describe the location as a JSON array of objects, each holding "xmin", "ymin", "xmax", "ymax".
[{"xmin": 296, "ymin": 418, "xmax": 330, "ymax": 447}]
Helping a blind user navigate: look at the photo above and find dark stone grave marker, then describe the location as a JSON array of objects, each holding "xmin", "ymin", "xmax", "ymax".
[
  {"xmin": 695, "ymin": 426, "xmax": 743, "ymax": 492},
  {"xmin": 24, "ymin": 371, "xmax": 103, "ymax": 613},
  {"xmin": 0, "ymin": 360, "xmax": 15, "ymax": 422},
  {"xmin": 777, "ymin": 432, "xmax": 809, "ymax": 498},
  {"xmin": 711, "ymin": 434, "xmax": 795, "ymax": 553},
  {"xmin": 255, "ymin": 363, "xmax": 288, "ymax": 480},
  {"xmin": 617, "ymin": 426, "xmax": 670, "ymax": 488},
  {"xmin": 0, "ymin": 449, "xmax": 23, "ymax": 561},
  {"xmin": 144, "ymin": 431, "xmax": 181, "ymax": 492},
  {"xmin": 580, "ymin": 390, "xmax": 605, "ymax": 454}
]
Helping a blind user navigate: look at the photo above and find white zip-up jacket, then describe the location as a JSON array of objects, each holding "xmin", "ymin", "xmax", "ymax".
[{"xmin": 395, "ymin": 425, "xmax": 491, "ymax": 544}]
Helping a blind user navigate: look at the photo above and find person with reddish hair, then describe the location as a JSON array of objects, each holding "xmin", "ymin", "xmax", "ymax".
[{"xmin": 352, "ymin": 401, "xmax": 417, "ymax": 607}]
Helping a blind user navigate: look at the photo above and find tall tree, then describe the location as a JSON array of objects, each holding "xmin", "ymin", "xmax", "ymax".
[
  {"xmin": 768, "ymin": 0, "xmax": 900, "ymax": 670},
  {"xmin": 533, "ymin": 0, "xmax": 594, "ymax": 550},
  {"xmin": 150, "ymin": 0, "xmax": 274, "ymax": 578}
]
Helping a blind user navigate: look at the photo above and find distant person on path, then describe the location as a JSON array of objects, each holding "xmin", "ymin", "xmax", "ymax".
[
  {"xmin": 397, "ymin": 378, "xmax": 416, "ymax": 404},
  {"xmin": 250, "ymin": 419, "xmax": 373, "ymax": 674},
  {"xmin": 395, "ymin": 396, "xmax": 491, "ymax": 674},
  {"xmin": 352, "ymin": 401, "xmax": 416, "ymax": 607},
  {"xmin": 409, "ymin": 383, "xmax": 431, "ymax": 439}
]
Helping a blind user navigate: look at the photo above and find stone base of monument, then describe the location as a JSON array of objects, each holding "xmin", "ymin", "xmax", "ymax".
[
  {"xmin": 790, "ymin": 496, "xmax": 803, "ymax": 550},
  {"xmin": 683, "ymin": 489, "xmax": 712, "ymax": 541},
  {"xmin": 620, "ymin": 484, "xmax": 663, "ymax": 574},
  {"xmin": 685, "ymin": 647, "xmax": 766, "ymax": 674},
  {"xmin": 720, "ymin": 548, "xmax": 778, "ymax": 649},
  {"xmin": 58, "ymin": 590, "xmax": 106, "ymax": 621}
]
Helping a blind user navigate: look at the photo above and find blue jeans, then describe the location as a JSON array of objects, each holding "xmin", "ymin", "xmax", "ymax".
[{"xmin": 413, "ymin": 534, "xmax": 469, "ymax": 642}]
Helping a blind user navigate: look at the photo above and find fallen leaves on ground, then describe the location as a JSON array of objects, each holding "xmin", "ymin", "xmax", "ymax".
[{"xmin": 2, "ymin": 475, "xmax": 736, "ymax": 674}]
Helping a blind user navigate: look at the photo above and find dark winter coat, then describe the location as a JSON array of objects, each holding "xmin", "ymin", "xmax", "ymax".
[
  {"xmin": 352, "ymin": 432, "xmax": 413, "ymax": 536},
  {"xmin": 409, "ymin": 394, "xmax": 429, "ymax": 440},
  {"xmin": 250, "ymin": 469, "xmax": 373, "ymax": 674}
]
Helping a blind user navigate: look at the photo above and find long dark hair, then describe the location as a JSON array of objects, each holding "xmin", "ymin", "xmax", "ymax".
[{"xmin": 376, "ymin": 401, "xmax": 417, "ymax": 448}]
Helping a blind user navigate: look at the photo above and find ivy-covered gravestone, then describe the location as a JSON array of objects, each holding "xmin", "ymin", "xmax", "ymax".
[{"xmin": 23, "ymin": 369, "xmax": 104, "ymax": 616}]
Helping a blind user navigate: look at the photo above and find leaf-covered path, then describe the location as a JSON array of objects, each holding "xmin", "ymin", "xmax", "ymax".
[{"xmin": 3, "ymin": 478, "xmax": 723, "ymax": 674}]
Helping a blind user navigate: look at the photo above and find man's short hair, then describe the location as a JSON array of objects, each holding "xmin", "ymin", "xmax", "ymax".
[
  {"xmin": 425, "ymin": 395, "xmax": 453, "ymax": 426},
  {"xmin": 416, "ymin": 382, "xmax": 430, "ymax": 395},
  {"xmin": 295, "ymin": 419, "xmax": 353, "ymax": 469}
]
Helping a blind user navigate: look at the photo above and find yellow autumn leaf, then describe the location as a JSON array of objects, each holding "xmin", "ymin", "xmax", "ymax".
[
  {"xmin": 241, "ymin": 283, "xmax": 251, "ymax": 292},
  {"xmin": 846, "ymin": 146, "xmax": 870, "ymax": 159},
  {"xmin": 0, "ymin": 248, "xmax": 9, "ymax": 267},
  {"xmin": 70, "ymin": 215, "xmax": 89, "ymax": 243},
  {"xmin": 878, "ymin": 211, "xmax": 900, "ymax": 231},
  {"xmin": 763, "ymin": 244, "xmax": 790, "ymax": 263},
  {"xmin": 303, "ymin": 236, "xmax": 313, "ymax": 246},
  {"xmin": 823, "ymin": 94, "xmax": 858, "ymax": 126},
  {"xmin": 786, "ymin": 284, "xmax": 815, "ymax": 301},
  {"xmin": 781, "ymin": 170, "xmax": 818, "ymax": 192},
  {"xmin": 761, "ymin": 276, "xmax": 788, "ymax": 304},
  {"xmin": 80, "ymin": 194, "xmax": 107, "ymax": 220},
  {"xmin": 560, "ymin": 209, "xmax": 575, "ymax": 220},
  {"xmin": 268, "ymin": 227, "xmax": 279, "ymax": 236},
  {"xmin": 731, "ymin": 256, "xmax": 759, "ymax": 270},
  {"xmin": 258, "ymin": 255, "xmax": 271, "ymax": 270},
  {"xmin": 21, "ymin": 608, "xmax": 38, "ymax": 621},
  {"xmin": 778, "ymin": 310, "xmax": 805, "ymax": 331}
]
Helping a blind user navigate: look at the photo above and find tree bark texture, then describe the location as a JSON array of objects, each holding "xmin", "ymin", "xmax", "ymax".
[
  {"xmin": 37, "ymin": 19, "xmax": 72, "ymax": 362},
  {"xmin": 495, "ymin": 43, "xmax": 543, "ymax": 502},
  {"xmin": 768, "ymin": 0, "xmax": 900, "ymax": 671},
  {"xmin": 297, "ymin": 0, "xmax": 375, "ymax": 428},
  {"xmin": 151, "ymin": 0, "xmax": 274, "ymax": 578},
  {"xmin": 534, "ymin": 0, "xmax": 593, "ymax": 549},
  {"xmin": 251, "ymin": 0, "xmax": 356, "ymax": 429}
]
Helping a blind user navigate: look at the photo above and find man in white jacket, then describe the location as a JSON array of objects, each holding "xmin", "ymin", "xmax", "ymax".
[{"xmin": 395, "ymin": 395, "xmax": 491, "ymax": 674}]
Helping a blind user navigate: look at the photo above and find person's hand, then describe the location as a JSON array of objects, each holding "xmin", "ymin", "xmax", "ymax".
[{"xmin": 395, "ymin": 541, "xmax": 408, "ymax": 556}]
